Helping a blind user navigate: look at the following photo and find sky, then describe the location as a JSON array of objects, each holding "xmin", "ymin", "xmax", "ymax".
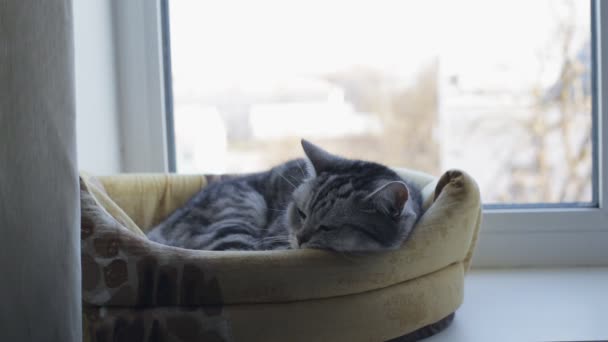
[{"xmin": 169, "ymin": 0, "xmax": 590, "ymax": 98}]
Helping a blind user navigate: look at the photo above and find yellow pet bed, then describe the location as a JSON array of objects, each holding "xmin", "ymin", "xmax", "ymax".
[{"xmin": 80, "ymin": 168, "xmax": 481, "ymax": 342}]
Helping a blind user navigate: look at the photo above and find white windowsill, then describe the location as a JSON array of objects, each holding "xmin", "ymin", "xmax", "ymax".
[{"xmin": 426, "ymin": 268, "xmax": 608, "ymax": 342}]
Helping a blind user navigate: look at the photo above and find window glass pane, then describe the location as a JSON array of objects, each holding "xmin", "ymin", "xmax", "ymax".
[{"xmin": 168, "ymin": 0, "xmax": 592, "ymax": 204}]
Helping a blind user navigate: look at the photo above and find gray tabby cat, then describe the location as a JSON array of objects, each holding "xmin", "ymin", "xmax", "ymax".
[{"xmin": 147, "ymin": 140, "xmax": 422, "ymax": 252}]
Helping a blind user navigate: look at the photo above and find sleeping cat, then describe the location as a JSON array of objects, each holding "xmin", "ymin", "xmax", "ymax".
[{"xmin": 147, "ymin": 140, "xmax": 422, "ymax": 252}]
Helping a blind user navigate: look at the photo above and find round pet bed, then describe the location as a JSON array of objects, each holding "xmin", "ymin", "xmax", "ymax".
[{"xmin": 80, "ymin": 168, "xmax": 481, "ymax": 342}]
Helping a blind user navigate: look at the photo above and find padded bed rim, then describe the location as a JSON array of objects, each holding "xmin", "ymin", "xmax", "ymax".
[
  {"xmin": 83, "ymin": 263, "xmax": 464, "ymax": 342},
  {"xmin": 85, "ymin": 260, "xmax": 463, "ymax": 308}
]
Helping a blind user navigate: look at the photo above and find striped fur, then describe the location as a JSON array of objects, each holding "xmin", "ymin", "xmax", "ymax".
[{"xmin": 147, "ymin": 141, "xmax": 422, "ymax": 252}]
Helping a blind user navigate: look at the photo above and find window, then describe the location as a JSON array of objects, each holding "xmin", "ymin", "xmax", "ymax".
[
  {"xmin": 166, "ymin": 0, "xmax": 593, "ymax": 206},
  {"xmin": 112, "ymin": 0, "xmax": 608, "ymax": 267}
]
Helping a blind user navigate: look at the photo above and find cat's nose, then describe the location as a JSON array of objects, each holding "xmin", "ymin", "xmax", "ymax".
[{"xmin": 297, "ymin": 232, "xmax": 312, "ymax": 245}]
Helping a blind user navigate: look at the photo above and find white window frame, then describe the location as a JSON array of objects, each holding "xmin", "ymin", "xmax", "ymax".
[
  {"xmin": 112, "ymin": 0, "xmax": 608, "ymax": 267},
  {"xmin": 112, "ymin": 0, "xmax": 169, "ymax": 172}
]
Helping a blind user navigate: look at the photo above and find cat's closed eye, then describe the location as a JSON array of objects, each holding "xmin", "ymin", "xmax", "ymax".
[
  {"xmin": 318, "ymin": 225, "xmax": 332, "ymax": 232},
  {"xmin": 297, "ymin": 208, "xmax": 307, "ymax": 220}
]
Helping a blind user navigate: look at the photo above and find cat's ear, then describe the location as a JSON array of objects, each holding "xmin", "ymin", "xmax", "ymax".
[
  {"xmin": 301, "ymin": 139, "xmax": 340, "ymax": 173},
  {"xmin": 366, "ymin": 181, "xmax": 409, "ymax": 218}
]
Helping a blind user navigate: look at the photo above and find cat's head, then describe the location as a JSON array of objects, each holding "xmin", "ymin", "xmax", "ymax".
[{"xmin": 286, "ymin": 140, "xmax": 420, "ymax": 252}]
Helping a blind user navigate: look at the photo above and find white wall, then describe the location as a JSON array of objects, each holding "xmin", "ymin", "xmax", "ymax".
[{"xmin": 73, "ymin": 0, "xmax": 123, "ymax": 174}]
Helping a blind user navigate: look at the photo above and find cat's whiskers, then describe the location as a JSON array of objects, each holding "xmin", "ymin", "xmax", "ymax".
[
  {"xmin": 295, "ymin": 161, "xmax": 307, "ymax": 178},
  {"xmin": 278, "ymin": 173, "xmax": 297, "ymax": 189}
]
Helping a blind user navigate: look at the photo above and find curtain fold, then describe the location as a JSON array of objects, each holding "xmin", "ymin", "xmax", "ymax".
[{"xmin": 0, "ymin": 1, "xmax": 81, "ymax": 341}]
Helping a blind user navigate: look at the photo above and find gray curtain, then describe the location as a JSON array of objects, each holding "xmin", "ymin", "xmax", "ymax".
[{"xmin": 0, "ymin": 1, "xmax": 81, "ymax": 341}]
